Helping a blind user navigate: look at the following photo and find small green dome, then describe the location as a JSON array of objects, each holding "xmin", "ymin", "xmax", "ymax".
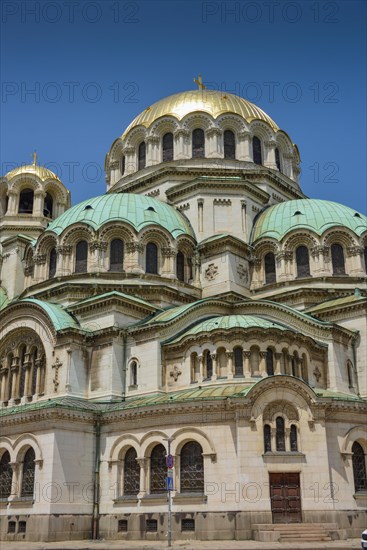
[
  {"xmin": 251, "ymin": 199, "xmax": 367, "ymax": 243},
  {"xmin": 46, "ymin": 193, "xmax": 195, "ymax": 239},
  {"xmin": 168, "ymin": 314, "xmax": 288, "ymax": 344}
]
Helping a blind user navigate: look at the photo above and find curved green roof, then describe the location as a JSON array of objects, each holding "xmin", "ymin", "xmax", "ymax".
[
  {"xmin": 168, "ymin": 314, "xmax": 288, "ymax": 344},
  {"xmin": 46, "ymin": 193, "xmax": 195, "ymax": 239},
  {"xmin": 251, "ymin": 199, "xmax": 367, "ymax": 242},
  {"xmin": 19, "ymin": 299, "xmax": 80, "ymax": 332},
  {"xmin": 0, "ymin": 286, "xmax": 9, "ymax": 311}
]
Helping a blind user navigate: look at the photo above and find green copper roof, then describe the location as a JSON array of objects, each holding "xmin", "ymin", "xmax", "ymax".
[
  {"xmin": 167, "ymin": 314, "xmax": 289, "ymax": 344},
  {"xmin": 18, "ymin": 299, "xmax": 80, "ymax": 331},
  {"xmin": 0, "ymin": 286, "xmax": 9, "ymax": 310},
  {"xmin": 71, "ymin": 291, "xmax": 161, "ymax": 312},
  {"xmin": 141, "ymin": 298, "xmax": 229, "ymax": 326},
  {"xmin": 306, "ymin": 293, "xmax": 367, "ymax": 314},
  {"xmin": 46, "ymin": 193, "xmax": 195, "ymax": 238},
  {"xmin": 251, "ymin": 199, "xmax": 367, "ymax": 242}
]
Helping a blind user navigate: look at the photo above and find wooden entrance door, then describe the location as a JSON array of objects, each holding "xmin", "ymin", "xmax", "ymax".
[{"xmin": 269, "ymin": 472, "xmax": 302, "ymax": 523}]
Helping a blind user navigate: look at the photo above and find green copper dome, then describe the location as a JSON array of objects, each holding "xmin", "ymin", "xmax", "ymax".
[
  {"xmin": 46, "ymin": 193, "xmax": 195, "ymax": 239},
  {"xmin": 251, "ymin": 199, "xmax": 367, "ymax": 243},
  {"xmin": 168, "ymin": 314, "xmax": 288, "ymax": 344}
]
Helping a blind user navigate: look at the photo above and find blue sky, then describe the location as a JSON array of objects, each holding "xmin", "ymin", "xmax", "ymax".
[{"xmin": 1, "ymin": 0, "xmax": 366, "ymax": 212}]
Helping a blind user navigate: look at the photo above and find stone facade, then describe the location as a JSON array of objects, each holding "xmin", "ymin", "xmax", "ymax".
[{"xmin": 0, "ymin": 89, "xmax": 366, "ymax": 542}]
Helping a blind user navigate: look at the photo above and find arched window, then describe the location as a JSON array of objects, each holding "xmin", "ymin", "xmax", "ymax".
[
  {"xmin": 120, "ymin": 155, "xmax": 125, "ymax": 176},
  {"xmin": 162, "ymin": 132, "xmax": 174, "ymax": 162},
  {"xmin": 123, "ymin": 447, "xmax": 140, "ymax": 495},
  {"xmin": 352, "ymin": 442, "xmax": 367, "ymax": 493},
  {"xmin": 75, "ymin": 240, "xmax": 88, "ymax": 273},
  {"xmin": 266, "ymin": 348, "xmax": 274, "ymax": 376},
  {"xmin": 150, "ymin": 444, "xmax": 166, "ymax": 494},
  {"xmin": 176, "ymin": 251, "xmax": 185, "ymax": 282},
  {"xmin": 264, "ymin": 424, "xmax": 271, "ymax": 453},
  {"xmin": 138, "ymin": 142, "xmax": 146, "ymax": 170},
  {"xmin": 347, "ymin": 362, "xmax": 354, "ymax": 388},
  {"xmin": 21, "ymin": 448, "xmax": 35, "ymax": 497},
  {"xmin": 110, "ymin": 239, "xmax": 124, "ymax": 272},
  {"xmin": 275, "ymin": 417, "xmax": 285, "ymax": 451},
  {"xmin": 130, "ymin": 361, "xmax": 137, "ymax": 386},
  {"xmin": 192, "ymin": 129, "xmax": 205, "ymax": 158},
  {"xmin": 296, "ymin": 245, "xmax": 310, "ymax": 278},
  {"xmin": 264, "ymin": 252, "xmax": 276, "ymax": 284},
  {"xmin": 234, "ymin": 347, "xmax": 243, "ymax": 376},
  {"xmin": 0, "ymin": 451, "xmax": 12, "ymax": 498},
  {"xmin": 224, "ymin": 130, "xmax": 235, "ymax": 159},
  {"xmin": 44, "ymin": 192, "xmax": 53, "ymax": 217},
  {"xmin": 146, "ymin": 242, "xmax": 158, "ymax": 274},
  {"xmin": 290, "ymin": 425, "xmax": 298, "ymax": 452},
  {"xmin": 19, "ymin": 345, "xmax": 27, "ymax": 398},
  {"xmin": 180, "ymin": 441, "xmax": 204, "ymax": 493},
  {"xmin": 49, "ymin": 248, "xmax": 57, "ymax": 278},
  {"xmin": 19, "ymin": 188, "xmax": 34, "ymax": 214},
  {"xmin": 331, "ymin": 243, "xmax": 345, "ymax": 275},
  {"xmin": 275, "ymin": 147, "xmax": 281, "ymax": 172},
  {"xmin": 204, "ymin": 350, "xmax": 212, "ymax": 379},
  {"xmin": 252, "ymin": 136, "xmax": 262, "ymax": 165}
]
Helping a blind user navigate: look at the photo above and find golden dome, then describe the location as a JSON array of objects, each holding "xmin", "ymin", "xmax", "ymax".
[
  {"xmin": 5, "ymin": 163, "xmax": 61, "ymax": 182},
  {"xmin": 122, "ymin": 89, "xmax": 279, "ymax": 138}
]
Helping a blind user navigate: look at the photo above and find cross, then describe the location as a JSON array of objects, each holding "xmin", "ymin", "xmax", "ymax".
[
  {"xmin": 32, "ymin": 151, "xmax": 38, "ymax": 165},
  {"xmin": 170, "ymin": 366, "xmax": 182, "ymax": 382},
  {"xmin": 194, "ymin": 74, "xmax": 206, "ymax": 90}
]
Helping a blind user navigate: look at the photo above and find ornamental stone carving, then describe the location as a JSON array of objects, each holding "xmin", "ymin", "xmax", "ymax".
[
  {"xmin": 205, "ymin": 263, "xmax": 218, "ymax": 281},
  {"xmin": 170, "ymin": 365, "xmax": 182, "ymax": 382},
  {"xmin": 236, "ymin": 263, "xmax": 248, "ymax": 282},
  {"xmin": 126, "ymin": 242, "xmax": 143, "ymax": 253},
  {"xmin": 56, "ymin": 245, "xmax": 72, "ymax": 255}
]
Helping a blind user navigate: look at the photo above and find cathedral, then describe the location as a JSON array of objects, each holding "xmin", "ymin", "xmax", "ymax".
[{"xmin": 0, "ymin": 85, "xmax": 366, "ymax": 543}]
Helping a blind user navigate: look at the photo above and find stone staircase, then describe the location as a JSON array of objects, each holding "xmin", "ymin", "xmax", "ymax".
[{"xmin": 252, "ymin": 522, "xmax": 340, "ymax": 543}]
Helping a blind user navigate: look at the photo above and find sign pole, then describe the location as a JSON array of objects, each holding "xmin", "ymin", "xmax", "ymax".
[{"xmin": 164, "ymin": 437, "xmax": 174, "ymax": 547}]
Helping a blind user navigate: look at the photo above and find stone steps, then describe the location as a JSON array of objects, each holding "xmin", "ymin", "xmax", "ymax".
[{"xmin": 252, "ymin": 522, "xmax": 340, "ymax": 542}]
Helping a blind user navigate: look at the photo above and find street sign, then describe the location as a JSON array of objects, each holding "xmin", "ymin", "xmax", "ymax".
[
  {"xmin": 166, "ymin": 454, "xmax": 174, "ymax": 468},
  {"xmin": 166, "ymin": 475, "xmax": 174, "ymax": 491}
]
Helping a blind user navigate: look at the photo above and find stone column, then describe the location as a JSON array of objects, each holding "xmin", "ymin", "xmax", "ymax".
[
  {"xmin": 275, "ymin": 353, "xmax": 282, "ymax": 375},
  {"xmin": 197, "ymin": 199, "xmax": 204, "ymax": 233},
  {"xmin": 237, "ymin": 131, "xmax": 252, "ymax": 161},
  {"xmin": 10, "ymin": 357, "xmax": 19, "ymax": 399},
  {"xmin": 89, "ymin": 240, "xmax": 107, "ymax": 273},
  {"xmin": 123, "ymin": 147, "xmax": 136, "ymax": 175},
  {"xmin": 56, "ymin": 245, "xmax": 72, "ymax": 276},
  {"xmin": 275, "ymin": 252, "xmax": 287, "ymax": 281},
  {"xmin": 6, "ymin": 190, "xmax": 18, "ymax": 215},
  {"xmin": 146, "ymin": 136, "xmax": 160, "ymax": 166},
  {"xmin": 243, "ymin": 351, "xmax": 251, "ymax": 378},
  {"xmin": 125, "ymin": 242, "xmax": 144, "ymax": 274},
  {"xmin": 207, "ymin": 128, "xmax": 222, "ymax": 158},
  {"xmin": 311, "ymin": 246, "xmax": 329, "ymax": 276},
  {"xmin": 347, "ymin": 246, "xmax": 365, "ymax": 276},
  {"xmin": 34, "ymin": 190, "xmax": 46, "ymax": 217},
  {"xmin": 259, "ymin": 351, "xmax": 267, "ymax": 377},
  {"xmin": 161, "ymin": 247, "xmax": 176, "ymax": 279},
  {"xmin": 137, "ymin": 458, "xmax": 148, "ymax": 496},
  {"xmin": 198, "ymin": 355, "xmax": 204, "ymax": 383},
  {"xmin": 0, "ymin": 367, "xmax": 8, "ymax": 401},
  {"xmin": 264, "ymin": 141, "xmax": 278, "ymax": 169},
  {"xmin": 23, "ymin": 355, "xmax": 32, "ymax": 397},
  {"xmin": 174, "ymin": 129, "xmax": 190, "ymax": 159},
  {"xmin": 226, "ymin": 351, "xmax": 234, "ymax": 379},
  {"xmin": 33, "ymin": 253, "xmax": 47, "ymax": 282},
  {"xmin": 211, "ymin": 353, "xmax": 217, "ymax": 381},
  {"xmin": 251, "ymin": 258, "xmax": 262, "ymax": 289},
  {"xmin": 109, "ymin": 160, "xmax": 120, "ymax": 186},
  {"xmin": 9, "ymin": 462, "xmax": 20, "ymax": 499},
  {"xmin": 283, "ymin": 153, "xmax": 294, "ymax": 179}
]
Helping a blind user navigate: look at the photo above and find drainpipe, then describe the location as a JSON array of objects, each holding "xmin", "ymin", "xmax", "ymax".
[
  {"xmin": 92, "ymin": 411, "xmax": 101, "ymax": 540},
  {"xmin": 120, "ymin": 330, "xmax": 127, "ymax": 400},
  {"xmin": 351, "ymin": 337, "xmax": 360, "ymax": 396}
]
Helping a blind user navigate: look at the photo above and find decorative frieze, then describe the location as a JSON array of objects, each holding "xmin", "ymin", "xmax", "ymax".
[
  {"xmin": 33, "ymin": 253, "xmax": 46, "ymax": 265},
  {"xmin": 56, "ymin": 244, "xmax": 72, "ymax": 255},
  {"xmin": 126, "ymin": 242, "xmax": 143, "ymax": 253},
  {"xmin": 89, "ymin": 240, "xmax": 108, "ymax": 252},
  {"xmin": 236, "ymin": 263, "xmax": 248, "ymax": 282},
  {"xmin": 213, "ymin": 198, "xmax": 231, "ymax": 206}
]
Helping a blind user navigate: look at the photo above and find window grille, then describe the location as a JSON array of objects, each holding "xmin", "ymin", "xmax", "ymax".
[
  {"xmin": 224, "ymin": 130, "xmax": 235, "ymax": 159},
  {"xmin": 331, "ymin": 243, "xmax": 345, "ymax": 275},
  {"xmin": 352, "ymin": 441, "xmax": 367, "ymax": 492},
  {"xmin": 75, "ymin": 240, "xmax": 88, "ymax": 273},
  {"xmin": 252, "ymin": 136, "xmax": 262, "ymax": 165},
  {"xmin": 264, "ymin": 252, "xmax": 276, "ymax": 284},
  {"xmin": 138, "ymin": 142, "xmax": 146, "ymax": 170},
  {"xmin": 296, "ymin": 246, "xmax": 310, "ymax": 278},
  {"xmin": 123, "ymin": 447, "xmax": 140, "ymax": 495},
  {"xmin": 234, "ymin": 347, "xmax": 243, "ymax": 376},
  {"xmin": 146, "ymin": 519, "xmax": 158, "ymax": 532},
  {"xmin": 176, "ymin": 251, "xmax": 185, "ymax": 281},
  {"xmin": 118, "ymin": 519, "xmax": 128, "ymax": 532},
  {"xmin": 49, "ymin": 248, "xmax": 57, "ymax": 278},
  {"xmin": 162, "ymin": 133, "xmax": 174, "ymax": 162},
  {"xmin": 150, "ymin": 444, "xmax": 166, "ymax": 494},
  {"xmin": 0, "ymin": 452, "xmax": 12, "ymax": 498},
  {"xmin": 192, "ymin": 129, "xmax": 205, "ymax": 158},
  {"xmin": 275, "ymin": 417, "xmax": 286, "ymax": 451},
  {"xmin": 264, "ymin": 424, "xmax": 271, "ymax": 453},
  {"xmin": 110, "ymin": 239, "xmax": 124, "ymax": 272},
  {"xmin": 146, "ymin": 242, "xmax": 158, "ymax": 274},
  {"xmin": 180, "ymin": 442, "xmax": 204, "ymax": 493},
  {"xmin": 290, "ymin": 425, "xmax": 298, "ymax": 452},
  {"xmin": 21, "ymin": 448, "xmax": 35, "ymax": 497},
  {"xmin": 181, "ymin": 519, "xmax": 195, "ymax": 531},
  {"xmin": 275, "ymin": 147, "xmax": 281, "ymax": 171}
]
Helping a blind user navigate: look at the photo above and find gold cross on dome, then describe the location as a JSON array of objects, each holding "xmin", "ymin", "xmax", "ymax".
[
  {"xmin": 32, "ymin": 150, "xmax": 38, "ymax": 165},
  {"xmin": 194, "ymin": 74, "xmax": 206, "ymax": 90}
]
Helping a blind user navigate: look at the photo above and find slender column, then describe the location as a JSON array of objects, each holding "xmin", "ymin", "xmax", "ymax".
[
  {"xmin": 6, "ymin": 190, "xmax": 18, "ymax": 215},
  {"xmin": 161, "ymin": 247, "xmax": 176, "ymax": 279},
  {"xmin": 243, "ymin": 351, "xmax": 251, "ymax": 378},
  {"xmin": 174, "ymin": 129, "xmax": 190, "ymax": 159},
  {"xmin": 123, "ymin": 147, "xmax": 136, "ymax": 175},
  {"xmin": 9, "ymin": 463, "xmax": 20, "ymax": 499},
  {"xmin": 146, "ymin": 136, "xmax": 160, "ymax": 166},
  {"xmin": 198, "ymin": 355, "xmax": 204, "ymax": 383},
  {"xmin": 65, "ymin": 348, "xmax": 72, "ymax": 392},
  {"xmin": 109, "ymin": 160, "xmax": 120, "ymax": 186},
  {"xmin": 237, "ymin": 131, "xmax": 252, "ymax": 161},
  {"xmin": 283, "ymin": 153, "xmax": 294, "ymax": 179},
  {"xmin": 89, "ymin": 240, "xmax": 107, "ymax": 273},
  {"xmin": 125, "ymin": 242, "xmax": 144, "ymax": 274},
  {"xmin": 137, "ymin": 458, "xmax": 148, "ymax": 496},
  {"xmin": 226, "ymin": 351, "xmax": 234, "ymax": 379},
  {"xmin": 285, "ymin": 428, "xmax": 291, "ymax": 452},
  {"xmin": 207, "ymin": 128, "xmax": 222, "ymax": 158},
  {"xmin": 0, "ymin": 368, "xmax": 8, "ymax": 401},
  {"xmin": 211, "ymin": 353, "xmax": 217, "ymax": 381},
  {"xmin": 274, "ymin": 352, "xmax": 282, "ymax": 375},
  {"xmin": 34, "ymin": 190, "xmax": 46, "ymax": 217},
  {"xmin": 347, "ymin": 246, "xmax": 365, "ymax": 276},
  {"xmin": 197, "ymin": 199, "xmax": 204, "ymax": 233},
  {"xmin": 23, "ymin": 356, "xmax": 32, "ymax": 397},
  {"xmin": 275, "ymin": 252, "xmax": 287, "ymax": 281},
  {"xmin": 56, "ymin": 245, "xmax": 72, "ymax": 276},
  {"xmin": 259, "ymin": 351, "xmax": 267, "ymax": 377},
  {"xmin": 10, "ymin": 357, "xmax": 19, "ymax": 399},
  {"xmin": 33, "ymin": 253, "xmax": 47, "ymax": 282},
  {"xmin": 264, "ymin": 141, "xmax": 278, "ymax": 169},
  {"xmin": 270, "ymin": 428, "xmax": 276, "ymax": 453},
  {"xmin": 251, "ymin": 258, "xmax": 262, "ymax": 289}
]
